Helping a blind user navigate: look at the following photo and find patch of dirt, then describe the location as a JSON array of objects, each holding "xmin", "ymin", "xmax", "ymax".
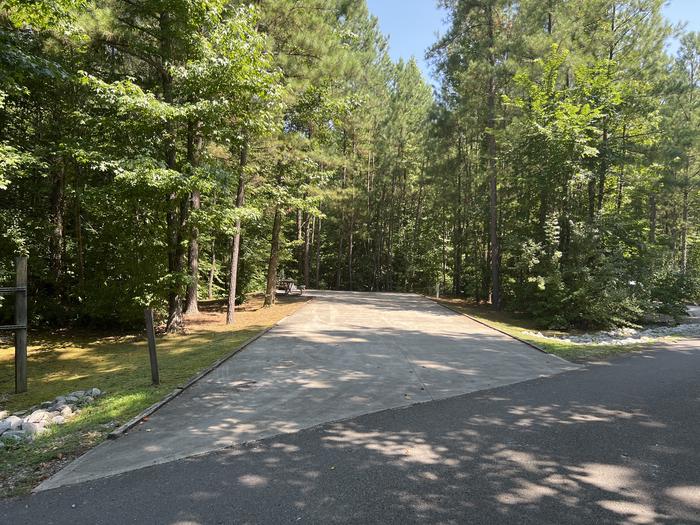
[{"xmin": 181, "ymin": 294, "xmax": 310, "ymax": 333}]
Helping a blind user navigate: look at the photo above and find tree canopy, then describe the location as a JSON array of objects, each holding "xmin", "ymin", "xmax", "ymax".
[{"xmin": 1, "ymin": 0, "xmax": 698, "ymax": 330}]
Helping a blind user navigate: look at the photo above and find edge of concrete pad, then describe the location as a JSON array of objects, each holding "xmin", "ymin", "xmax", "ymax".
[
  {"xmin": 106, "ymin": 297, "xmax": 315, "ymax": 440},
  {"xmin": 35, "ymin": 363, "xmax": 586, "ymax": 493},
  {"xmin": 425, "ymin": 295, "xmax": 576, "ymax": 365}
]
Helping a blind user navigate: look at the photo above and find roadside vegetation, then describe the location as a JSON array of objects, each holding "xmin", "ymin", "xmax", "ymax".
[
  {"xmin": 436, "ymin": 297, "xmax": 663, "ymax": 363},
  {"xmin": 0, "ymin": 296, "xmax": 307, "ymax": 497}
]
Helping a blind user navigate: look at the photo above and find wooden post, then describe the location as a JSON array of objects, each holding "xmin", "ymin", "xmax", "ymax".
[
  {"xmin": 435, "ymin": 281, "xmax": 440, "ymax": 299},
  {"xmin": 15, "ymin": 256, "xmax": 28, "ymax": 394},
  {"xmin": 144, "ymin": 308, "xmax": 160, "ymax": 385}
]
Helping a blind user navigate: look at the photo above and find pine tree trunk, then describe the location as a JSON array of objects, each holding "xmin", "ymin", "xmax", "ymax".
[
  {"xmin": 208, "ymin": 242, "xmax": 215, "ymax": 300},
  {"xmin": 347, "ymin": 226, "xmax": 354, "ymax": 291},
  {"xmin": 74, "ymin": 167, "xmax": 85, "ymax": 289},
  {"xmin": 649, "ymin": 194, "xmax": 657, "ymax": 243},
  {"xmin": 184, "ymin": 190, "xmax": 200, "ymax": 314},
  {"xmin": 227, "ymin": 144, "xmax": 247, "ymax": 324},
  {"xmin": 184, "ymin": 121, "xmax": 203, "ymax": 315},
  {"xmin": 160, "ymin": 11, "xmax": 184, "ymax": 332},
  {"xmin": 597, "ymin": 124, "xmax": 608, "ymax": 212},
  {"xmin": 304, "ymin": 212, "xmax": 311, "ymax": 287},
  {"xmin": 296, "ymin": 209, "xmax": 303, "ymax": 277},
  {"xmin": 49, "ymin": 160, "xmax": 65, "ymax": 283},
  {"xmin": 486, "ymin": 4, "xmax": 501, "ymax": 309},
  {"xmin": 264, "ymin": 206, "xmax": 283, "ymax": 307},
  {"xmin": 315, "ymin": 217, "xmax": 322, "ymax": 288},
  {"xmin": 454, "ymin": 136, "xmax": 463, "ymax": 295},
  {"xmin": 681, "ymin": 184, "xmax": 689, "ymax": 274}
]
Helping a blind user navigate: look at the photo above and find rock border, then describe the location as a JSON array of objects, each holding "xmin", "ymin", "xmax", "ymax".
[{"xmin": 0, "ymin": 388, "xmax": 103, "ymax": 444}]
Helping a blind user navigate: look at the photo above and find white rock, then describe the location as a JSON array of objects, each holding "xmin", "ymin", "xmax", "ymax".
[
  {"xmin": 4, "ymin": 416, "xmax": 22, "ymax": 431},
  {"xmin": 524, "ymin": 321, "xmax": 700, "ymax": 346},
  {"xmin": 23, "ymin": 421, "xmax": 47, "ymax": 436},
  {"xmin": 88, "ymin": 388, "xmax": 101, "ymax": 397},
  {"xmin": 60, "ymin": 406, "xmax": 73, "ymax": 417},
  {"xmin": 0, "ymin": 410, "xmax": 8, "ymax": 420},
  {"xmin": 26, "ymin": 410, "xmax": 51, "ymax": 424},
  {"xmin": 52, "ymin": 416, "xmax": 66, "ymax": 425}
]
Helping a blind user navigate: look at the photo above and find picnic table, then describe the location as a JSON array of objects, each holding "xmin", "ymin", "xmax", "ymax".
[{"xmin": 278, "ymin": 278, "xmax": 304, "ymax": 295}]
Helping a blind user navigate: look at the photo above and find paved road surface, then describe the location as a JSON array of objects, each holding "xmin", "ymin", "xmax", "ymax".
[
  {"xmin": 39, "ymin": 291, "xmax": 575, "ymax": 490},
  {"xmin": 2, "ymin": 340, "xmax": 698, "ymax": 524}
]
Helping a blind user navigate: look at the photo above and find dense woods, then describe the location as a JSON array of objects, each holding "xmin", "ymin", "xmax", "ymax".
[{"xmin": 1, "ymin": 0, "xmax": 699, "ymax": 330}]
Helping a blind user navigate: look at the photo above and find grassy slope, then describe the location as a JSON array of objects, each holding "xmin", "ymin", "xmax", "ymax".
[
  {"xmin": 434, "ymin": 297, "xmax": 651, "ymax": 363},
  {"xmin": 0, "ymin": 296, "xmax": 308, "ymax": 497}
]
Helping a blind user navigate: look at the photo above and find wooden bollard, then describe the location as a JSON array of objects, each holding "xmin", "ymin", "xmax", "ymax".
[
  {"xmin": 144, "ymin": 308, "xmax": 160, "ymax": 385},
  {"xmin": 15, "ymin": 256, "xmax": 28, "ymax": 394}
]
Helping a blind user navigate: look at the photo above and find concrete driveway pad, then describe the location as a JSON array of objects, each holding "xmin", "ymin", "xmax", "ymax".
[{"xmin": 39, "ymin": 291, "xmax": 578, "ymax": 490}]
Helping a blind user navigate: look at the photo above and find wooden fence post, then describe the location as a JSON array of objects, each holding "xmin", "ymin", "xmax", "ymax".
[
  {"xmin": 15, "ymin": 256, "xmax": 28, "ymax": 394},
  {"xmin": 144, "ymin": 308, "xmax": 160, "ymax": 385}
]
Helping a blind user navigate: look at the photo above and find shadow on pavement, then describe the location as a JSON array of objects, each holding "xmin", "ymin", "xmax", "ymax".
[{"xmin": 2, "ymin": 342, "xmax": 698, "ymax": 524}]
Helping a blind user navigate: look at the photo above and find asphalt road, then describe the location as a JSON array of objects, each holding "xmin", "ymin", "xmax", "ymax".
[{"xmin": 2, "ymin": 340, "xmax": 698, "ymax": 524}]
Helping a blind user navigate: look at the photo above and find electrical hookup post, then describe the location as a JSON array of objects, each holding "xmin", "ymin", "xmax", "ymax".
[{"xmin": 0, "ymin": 256, "xmax": 28, "ymax": 393}]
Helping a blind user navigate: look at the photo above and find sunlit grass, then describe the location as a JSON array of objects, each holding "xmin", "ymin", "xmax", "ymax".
[{"xmin": 0, "ymin": 296, "xmax": 308, "ymax": 497}]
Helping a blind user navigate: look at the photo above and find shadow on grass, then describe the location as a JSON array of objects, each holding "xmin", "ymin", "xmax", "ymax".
[{"xmin": 0, "ymin": 327, "xmax": 266, "ymax": 413}]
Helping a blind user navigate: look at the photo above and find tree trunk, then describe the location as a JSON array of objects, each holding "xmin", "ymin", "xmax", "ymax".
[
  {"xmin": 264, "ymin": 206, "xmax": 283, "ymax": 307},
  {"xmin": 681, "ymin": 184, "xmax": 689, "ymax": 275},
  {"xmin": 184, "ymin": 190, "xmax": 200, "ymax": 314},
  {"xmin": 336, "ymin": 220, "xmax": 344, "ymax": 289},
  {"xmin": 160, "ymin": 11, "xmax": 183, "ymax": 332},
  {"xmin": 315, "ymin": 217, "xmax": 322, "ymax": 288},
  {"xmin": 184, "ymin": 121, "xmax": 203, "ymax": 315},
  {"xmin": 49, "ymin": 160, "xmax": 65, "ymax": 283},
  {"xmin": 227, "ymin": 144, "xmax": 247, "ymax": 323},
  {"xmin": 486, "ymin": 4, "xmax": 501, "ymax": 309},
  {"xmin": 649, "ymin": 194, "xmax": 657, "ymax": 243},
  {"xmin": 74, "ymin": 166, "xmax": 85, "ymax": 289},
  {"xmin": 597, "ymin": 124, "xmax": 608, "ymax": 213},
  {"xmin": 296, "ymin": 209, "xmax": 303, "ymax": 277},
  {"xmin": 454, "ymin": 136, "xmax": 463, "ymax": 296},
  {"xmin": 207, "ymin": 241, "xmax": 216, "ymax": 300},
  {"xmin": 347, "ymin": 226, "xmax": 354, "ymax": 291},
  {"xmin": 304, "ymin": 213, "xmax": 311, "ymax": 287}
]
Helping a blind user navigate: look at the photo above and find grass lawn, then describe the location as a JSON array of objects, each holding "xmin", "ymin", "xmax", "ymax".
[
  {"xmin": 0, "ymin": 295, "xmax": 309, "ymax": 497},
  {"xmin": 434, "ymin": 297, "xmax": 652, "ymax": 363}
]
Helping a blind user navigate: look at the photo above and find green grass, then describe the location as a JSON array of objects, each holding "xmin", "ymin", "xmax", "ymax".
[
  {"xmin": 0, "ymin": 297, "xmax": 307, "ymax": 497},
  {"xmin": 434, "ymin": 297, "xmax": 653, "ymax": 363}
]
